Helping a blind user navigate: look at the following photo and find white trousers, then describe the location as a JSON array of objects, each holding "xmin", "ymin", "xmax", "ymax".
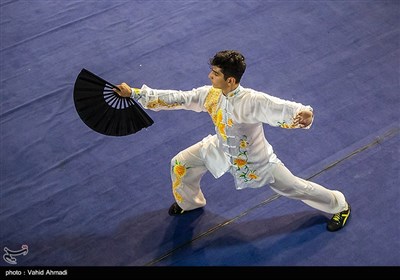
[{"xmin": 171, "ymin": 140, "xmax": 347, "ymax": 214}]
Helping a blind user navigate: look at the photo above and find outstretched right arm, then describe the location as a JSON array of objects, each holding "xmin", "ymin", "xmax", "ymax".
[{"xmin": 114, "ymin": 83, "xmax": 210, "ymax": 113}]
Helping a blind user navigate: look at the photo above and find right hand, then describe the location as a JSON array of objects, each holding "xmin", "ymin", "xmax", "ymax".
[{"xmin": 113, "ymin": 82, "xmax": 132, "ymax": 97}]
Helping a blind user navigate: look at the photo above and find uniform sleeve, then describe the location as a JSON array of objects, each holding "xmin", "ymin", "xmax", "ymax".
[
  {"xmin": 238, "ymin": 90, "xmax": 314, "ymax": 129},
  {"xmin": 131, "ymin": 85, "xmax": 210, "ymax": 112}
]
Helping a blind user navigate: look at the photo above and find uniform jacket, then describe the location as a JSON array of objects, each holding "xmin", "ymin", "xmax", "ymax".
[{"xmin": 133, "ymin": 85, "xmax": 313, "ymax": 190}]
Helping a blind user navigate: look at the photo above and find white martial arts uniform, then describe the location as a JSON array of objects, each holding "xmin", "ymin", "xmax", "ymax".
[{"xmin": 132, "ymin": 85, "xmax": 347, "ymax": 214}]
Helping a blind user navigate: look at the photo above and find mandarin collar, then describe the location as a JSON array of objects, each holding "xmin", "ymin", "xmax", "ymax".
[{"xmin": 225, "ymin": 85, "xmax": 242, "ymax": 98}]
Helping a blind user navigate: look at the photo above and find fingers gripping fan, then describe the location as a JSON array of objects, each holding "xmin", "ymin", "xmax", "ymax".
[{"xmin": 73, "ymin": 69, "xmax": 153, "ymax": 136}]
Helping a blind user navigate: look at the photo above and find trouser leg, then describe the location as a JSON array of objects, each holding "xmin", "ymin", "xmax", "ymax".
[
  {"xmin": 170, "ymin": 140, "xmax": 209, "ymax": 211},
  {"xmin": 269, "ymin": 163, "xmax": 347, "ymax": 214}
]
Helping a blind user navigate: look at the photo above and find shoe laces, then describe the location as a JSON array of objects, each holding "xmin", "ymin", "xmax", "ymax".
[{"xmin": 332, "ymin": 212, "xmax": 342, "ymax": 222}]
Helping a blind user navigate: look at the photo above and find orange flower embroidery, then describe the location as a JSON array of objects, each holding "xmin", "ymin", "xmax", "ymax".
[
  {"xmin": 172, "ymin": 160, "xmax": 190, "ymax": 203},
  {"xmin": 248, "ymin": 172, "xmax": 258, "ymax": 180},
  {"xmin": 173, "ymin": 164, "xmax": 187, "ymax": 178},
  {"xmin": 233, "ymin": 158, "xmax": 247, "ymax": 169}
]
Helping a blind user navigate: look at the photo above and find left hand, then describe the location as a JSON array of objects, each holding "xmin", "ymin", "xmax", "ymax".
[{"xmin": 293, "ymin": 110, "xmax": 313, "ymax": 128}]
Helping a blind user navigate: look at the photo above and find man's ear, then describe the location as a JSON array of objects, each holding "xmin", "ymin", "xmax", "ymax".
[{"xmin": 227, "ymin": 77, "xmax": 236, "ymax": 85}]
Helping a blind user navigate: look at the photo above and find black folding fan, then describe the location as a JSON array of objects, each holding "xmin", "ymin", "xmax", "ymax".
[{"xmin": 73, "ymin": 68, "xmax": 154, "ymax": 136}]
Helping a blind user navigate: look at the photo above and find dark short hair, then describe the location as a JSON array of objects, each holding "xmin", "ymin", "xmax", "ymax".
[{"xmin": 209, "ymin": 50, "xmax": 246, "ymax": 83}]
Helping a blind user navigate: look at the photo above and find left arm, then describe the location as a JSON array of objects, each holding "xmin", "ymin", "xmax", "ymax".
[{"xmin": 239, "ymin": 90, "xmax": 314, "ymax": 129}]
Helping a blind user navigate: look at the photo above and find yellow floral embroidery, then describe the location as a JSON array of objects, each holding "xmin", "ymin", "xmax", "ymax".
[
  {"xmin": 278, "ymin": 121, "xmax": 295, "ymax": 129},
  {"xmin": 234, "ymin": 136, "xmax": 258, "ymax": 183},
  {"xmin": 172, "ymin": 160, "xmax": 190, "ymax": 203},
  {"xmin": 147, "ymin": 99, "xmax": 180, "ymax": 109},
  {"xmin": 173, "ymin": 178, "xmax": 181, "ymax": 189},
  {"xmin": 204, "ymin": 88, "xmax": 231, "ymax": 140},
  {"xmin": 216, "ymin": 108, "xmax": 223, "ymax": 124},
  {"xmin": 215, "ymin": 109, "xmax": 227, "ymax": 140},
  {"xmin": 173, "ymin": 189, "xmax": 183, "ymax": 203},
  {"xmin": 204, "ymin": 88, "xmax": 234, "ymax": 141},
  {"xmin": 248, "ymin": 172, "xmax": 259, "ymax": 180},
  {"xmin": 239, "ymin": 139, "xmax": 248, "ymax": 149},
  {"xmin": 204, "ymin": 87, "xmax": 222, "ymax": 125},
  {"xmin": 218, "ymin": 124, "xmax": 227, "ymax": 140}
]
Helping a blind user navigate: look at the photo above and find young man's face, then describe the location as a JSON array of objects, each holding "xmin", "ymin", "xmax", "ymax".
[{"xmin": 208, "ymin": 66, "xmax": 228, "ymax": 89}]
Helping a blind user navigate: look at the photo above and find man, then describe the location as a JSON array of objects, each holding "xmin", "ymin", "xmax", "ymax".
[{"xmin": 114, "ymin": 50, "xmax": 351, "ymax": 232}]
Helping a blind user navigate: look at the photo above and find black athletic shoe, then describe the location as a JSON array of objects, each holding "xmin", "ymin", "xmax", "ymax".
[
  {"xmin": 168, "ymin": 202, "xmax": 185, "ymax": 216},
  {"xmin": 327, "ymin": 204, "xmax": 351, "ymax": 232}
]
